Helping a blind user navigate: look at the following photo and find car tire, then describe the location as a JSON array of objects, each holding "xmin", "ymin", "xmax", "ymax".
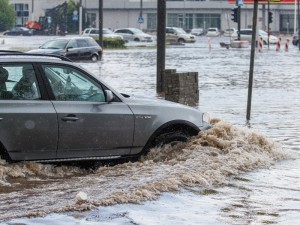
[
  {"xmin": 178, "ymin": 38, "xmax": 185, "ymax": 43},
  {"xmin": 153, "ymin": 130, "xmax": 191, "ymax": 148},
  {"xmin": 134, "ymin": 38, "xmax": 140, "ymax": 42},
  {"xmin": 91, "ymin": 54, "xmax": 98, "ymax": 62}
]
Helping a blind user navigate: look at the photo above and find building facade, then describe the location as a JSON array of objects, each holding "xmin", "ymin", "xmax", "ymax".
[{"xmin": 8, "ymin": 0, "xmax": 297, "ymax": 34}]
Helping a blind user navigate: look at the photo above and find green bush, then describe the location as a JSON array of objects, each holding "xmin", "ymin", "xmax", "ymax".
[{"xmin": 95, "ymin": 37, "xmax": 126, "ymax": 49}]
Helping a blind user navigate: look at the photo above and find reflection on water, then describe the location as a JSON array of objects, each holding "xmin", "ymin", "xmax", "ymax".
[{"xmin": 0, "ymin": 36, "xmax": 299, "ymax": 224}]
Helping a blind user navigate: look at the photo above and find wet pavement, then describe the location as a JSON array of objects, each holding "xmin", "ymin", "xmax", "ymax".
[{"xmin": 0, "ymin": 35, "xmax": 299, "ymax": 224}]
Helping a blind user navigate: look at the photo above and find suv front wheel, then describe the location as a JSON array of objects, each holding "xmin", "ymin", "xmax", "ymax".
[{"xmin": 91, "ymin": 54, "xmax": 98, "ymax": 62}]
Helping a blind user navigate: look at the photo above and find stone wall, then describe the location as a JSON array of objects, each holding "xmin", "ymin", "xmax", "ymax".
[{"xmin": 164, "ymin": 69, "xmax": 199, "ymax": 106}]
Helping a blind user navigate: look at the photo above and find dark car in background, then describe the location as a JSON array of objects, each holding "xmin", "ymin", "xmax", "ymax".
[
  {"xmin": 27, "ymin": 37, "xmax": 102, "ymax": 61},
  {"xmin": 3, "ymin": 27, "xmax": 33, "ymax": 36},
  {"xmin": 0, "ymin": 52, "xmax": 210, "ymax": 164},
  {"xmin": 292, "ymin": 33, "xmax": 299, "ymax": 46}
]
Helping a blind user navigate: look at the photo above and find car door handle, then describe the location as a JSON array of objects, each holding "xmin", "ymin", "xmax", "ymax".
[
  {"xmin": 0, "ymin": 118, "xmax": 3, "ymax": 121},
  {"xmin": 61, "ymin": 115, "xmax": 79, "ymax": 122}
]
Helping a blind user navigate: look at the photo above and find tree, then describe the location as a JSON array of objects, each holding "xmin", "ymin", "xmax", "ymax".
[{"xmin": 0, "ymin": 0, "xmax": 16, "ymax": 31}]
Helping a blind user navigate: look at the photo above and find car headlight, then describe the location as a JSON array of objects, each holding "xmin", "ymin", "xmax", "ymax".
[{"xmin": 202, "ymin": 112, "xmax": 211, "ymax": 124}]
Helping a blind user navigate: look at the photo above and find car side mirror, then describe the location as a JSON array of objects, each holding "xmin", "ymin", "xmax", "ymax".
[{"xmin": 105, "ymin": 90, "xmax": 114, "ymax": 103}]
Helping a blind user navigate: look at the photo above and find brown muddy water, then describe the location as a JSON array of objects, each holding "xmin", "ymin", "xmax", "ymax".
[{"xmin": 0, "ymin": 35, "xmax": 299, "ymax": 225}]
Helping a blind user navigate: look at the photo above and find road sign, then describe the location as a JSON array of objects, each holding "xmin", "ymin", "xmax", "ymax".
[
  {"xmin": 137, "ymin": 17, "xmax": 144, "ymax": 24},
  {"xmin": 72, "ymin": 14, "xmax": 78, "ymax": 21},
  {"xmin": 237, "ymin": 0, "xmax": 244, "ymax": 6}
]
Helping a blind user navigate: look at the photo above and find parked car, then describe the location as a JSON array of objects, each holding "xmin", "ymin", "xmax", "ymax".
[
  {"xmin": 292, "ymin": 32, "xmax": 299, "ymax": 46},
  {"xmin": 165, "ymin": 27, "xmax": 196, "ymax": 43},
  {"xmin": 190, "ymin": 28, "xmax": 204, "ymax": 36},
  {"xmin": 231, "ymin": 29, "xmax": 278, "ymax": 44},
  {"xmin": 114, "ymin": 28, "xmax": 154, "ymax": 42},
  {"xmin": 3, "ymin": 27, "xmax": 33, "ymax": 36},
  {"xmin": 206, "ymin": 28, "xmax": 220, "ymax": 37},
  {"xmin": 82, "ymin": 28, "xmax": 124, "ymax": 40},
  {"xmin": 223, "ymin": 28, "xmax": 237, "ymax": 37},
  {"xmin": 0, "ymin": 52, "xmax": 211, "ymax": 163},
  {"xmin": 27, "ymin": 37, "xmax": 102, "ymax": 62}
]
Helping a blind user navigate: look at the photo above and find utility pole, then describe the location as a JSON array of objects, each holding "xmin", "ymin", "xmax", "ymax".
[
  {"xmin": 79, "ymin": 0, "xmax": 82, "ymax": 35},
  {"xmin": 98, "ymin": 0, "xmax": 103, "ymax": 48},
  {"xmin": 298, "ymin": 0, "xmax": 300, "ymax": 50},
  {"xmin": 246, "ymin": 0, "xmax": 259, "ymax": 122},
  {"xmin": 140, "ymin": 0, "xmax": 143, "ymax": 29},
  {"xmin": 156, "ymin": 0, "xmax": 166, "ymax": 93},
  {"xmin": 268, "ymin": 1, "xmax": 270, "ymax": 48}
]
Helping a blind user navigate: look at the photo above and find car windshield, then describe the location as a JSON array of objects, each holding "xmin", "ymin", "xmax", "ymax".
[
  {"xmin": 40, "ymin": 39, "xmax": 69, "ymax": 49},
  {"xmin": 103, "ymin": 29, "xmax": 113, "ymax": 34},
  {"xmin": 259, "ymin": 30, "xmax": 268, "ymax": 36},
  {"xmin": 174, "ymin": 28, "xmax": 186, "ymax": 34}
]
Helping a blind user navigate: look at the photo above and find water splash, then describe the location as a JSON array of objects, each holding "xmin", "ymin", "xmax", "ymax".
[{"xmin": 0, "ymin": 120, "xmax": 289, "ymax": 220}]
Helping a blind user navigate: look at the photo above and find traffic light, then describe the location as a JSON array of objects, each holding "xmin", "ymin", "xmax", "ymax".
[
  {"xmin": 268, "ymin": 12, "xmax": 273, "ymax": 24},
  {"xmin": 231, "ymin": 8, "xmax": 238, "ymax": 23}
]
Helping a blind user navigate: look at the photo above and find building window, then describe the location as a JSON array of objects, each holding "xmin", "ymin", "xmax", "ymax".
[
  {"xmin": 280, "ymin": 14, "xmax": 294, "ymax": 34},
  {"xmin": 147, "ymin": 13, "xmax": 157, "ymax": 31},
  {"xmin": 195, "ymin": 13, "xmax": 221, "ymax": 30},
  {"xmin": 14, "ymin": 4, "xmax": 29, "ymax": 26}
]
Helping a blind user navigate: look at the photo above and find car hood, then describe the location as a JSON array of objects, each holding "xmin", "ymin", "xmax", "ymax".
[
  {"xmin": 27, "ymin": 49, "xmax": 65, "ymax": 54},
  {"xmin": 122, "ymin": 96, "xmax": 207, "ymax": 129},
  {"xmin": 104, "ymin": 34, "xmax": 123, "ymax": 38}
]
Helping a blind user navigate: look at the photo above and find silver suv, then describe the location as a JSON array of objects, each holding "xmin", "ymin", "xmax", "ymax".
[{"xmin": 0, "ymin": 52, "xmax": 210, "ymax": 163}]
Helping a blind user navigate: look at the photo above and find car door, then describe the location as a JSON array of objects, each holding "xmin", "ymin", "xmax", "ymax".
[
  {"xmin": 166, "ymin": 28, "xmax": 177, "ymax": 42},
  {"xmin": 76, "ymin": 39, "xmax": 92, "ymax": 60},
  {"xmin": 117, "ymin": 29, "xmax": 133, "ymax": 41},
  {"xmin": 41, "ymin": 64, "xmax": 134, "ymax": 159},
  {"xmin": 65, "ymin": 39, "xmax": 80, "ymax": 60},
  {"xmin": 0, "ymin": 63, "xmax": 58, "ymax": 161}
]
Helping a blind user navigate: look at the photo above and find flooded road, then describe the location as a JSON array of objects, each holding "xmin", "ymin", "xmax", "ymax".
[{"xmin": 0, "ymin": 35, "xmax": 299, "ymax": 224}]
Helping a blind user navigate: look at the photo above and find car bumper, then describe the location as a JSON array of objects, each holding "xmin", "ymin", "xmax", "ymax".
[{"xmin": 185, "ymin": 39, "xmax": 196, "ymax": 43}]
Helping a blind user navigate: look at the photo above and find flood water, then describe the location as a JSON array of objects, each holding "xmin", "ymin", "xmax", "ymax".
[{"xmin": 0, "ymin": 35, "xmax": 299, "ymax": 224}]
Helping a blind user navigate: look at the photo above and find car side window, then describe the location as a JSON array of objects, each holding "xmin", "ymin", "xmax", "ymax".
[
  {"xmin": 66, "ymin": 39, "xmax": 78, "ymax": 48},
  {"xmin": 90, "ymin": 29, "xmax": 98, "ymax": 34},
  {"xmin": 77, "ymin": 39, "xmax": 89, "ymax": 48},
  {"xmin": 42, "ymin": 65, "xmax": 105, "ymax": 102},
  {"xmin": 0, "ymin": 64, "xmax": 41, "ymax": 100}
]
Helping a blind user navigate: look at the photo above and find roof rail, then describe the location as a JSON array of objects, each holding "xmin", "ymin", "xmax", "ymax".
[{"xmin": 0, "ymin": 51, "xmax": 73, "ymax": 62}]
